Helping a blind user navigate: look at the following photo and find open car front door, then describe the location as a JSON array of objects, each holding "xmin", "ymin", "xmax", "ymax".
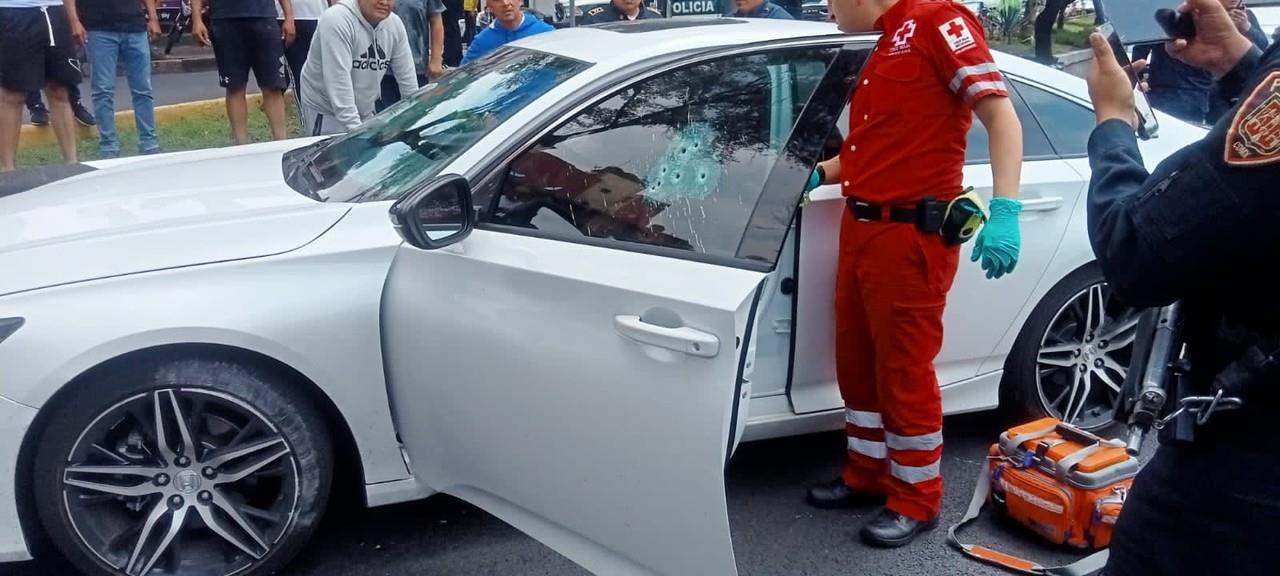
[{"xmin": 381, "ymin": 41, "xmax": 867, "ymax": 575}]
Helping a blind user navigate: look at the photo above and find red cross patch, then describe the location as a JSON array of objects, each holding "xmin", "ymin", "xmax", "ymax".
[
  {"xmin": 1225, "ymin": 71, "xmax": 1280, "ymax": 167},
  {"xmin": 938, "ymin": 16, "xmax": 975, "ymax": 53}
]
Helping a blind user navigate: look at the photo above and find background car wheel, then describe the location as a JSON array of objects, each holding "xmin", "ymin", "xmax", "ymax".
[
  {"xmin": 33, "ymin": 357, "xmax": 332, "ymax": 576},
  {"xmin": 1004, "ymin": 264, "xmax": 1143, "ymax": 431}
]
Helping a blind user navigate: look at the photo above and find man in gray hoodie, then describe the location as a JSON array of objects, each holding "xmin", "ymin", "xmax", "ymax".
[{"xmin": 299, "ymin": 0, "xmax": 418, "ymax": 135}]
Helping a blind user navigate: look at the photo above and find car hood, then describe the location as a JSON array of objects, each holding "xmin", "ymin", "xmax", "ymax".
[{"xmin": 0, "ymin": 142, "xmax": 350, "ymax": 297}]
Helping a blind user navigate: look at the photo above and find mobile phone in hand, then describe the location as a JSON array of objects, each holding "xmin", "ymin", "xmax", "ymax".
[{"xmin": 1097, "ymin": 21, "xmax": 1159, "ymax": 139}]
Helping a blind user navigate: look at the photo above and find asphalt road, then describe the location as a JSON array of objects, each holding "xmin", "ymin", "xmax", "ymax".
[
  {"xmin": 22, "ymin": 70, "xmax": 255, "ymax": 123},
  {"xmin": 12, "ymin": 412, "xmax": 1129, "ymax": 576}
]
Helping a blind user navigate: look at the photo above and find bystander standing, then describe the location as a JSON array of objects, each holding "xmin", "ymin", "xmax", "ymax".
[
  {"xmin": 282, "ymin": 0, "xmax": 334, "ymax": 113},
  {"xmin": 731, "ymin": 0, "xmax": 791, "ymax": 19},
  {"xmin": 0, "ymin": 0, "xmax": 83, "ymax": 170},
  {"xmin": 376, "ymin": 0, "xmax": 444, "ymax": 111},
  {"xmin": 461, "ymin": 0, "xmax": 551, "ymax": 64},
  {"xmin": 1133, "ymin": 0, "xmax": 1269, "ymax": 124},
  {"xmin": 192, "ymin": 0, "xmax": 296, "ymax": 144},
  {"xmin": 64, "ymin": 0, "xmax": 163, "ymax": 157},
  {"xmin": 299, "ymin": 0, "xmax": 416, "ymax": 135}
]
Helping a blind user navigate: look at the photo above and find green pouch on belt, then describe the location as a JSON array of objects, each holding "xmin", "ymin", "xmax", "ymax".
[{"xmin": 941, "ymin": 186, "xmax": 987, "ymax": 245}]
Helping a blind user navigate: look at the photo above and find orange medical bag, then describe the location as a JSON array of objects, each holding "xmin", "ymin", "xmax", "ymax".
[{"xmin": 948, "ymin": 417, "xmax": 1140, "ymax": 575}]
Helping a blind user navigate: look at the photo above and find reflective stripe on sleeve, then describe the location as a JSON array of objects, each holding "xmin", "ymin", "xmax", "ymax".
[
  {"xmin": 846, "ymin": 409, "xmax": 883, "ymax": 429},
  {"xmin": 848, "ymin": 437, "xmax": 888, "ymax": 459},
  {"xmin": 963, "ymin": 80, "xmax": 1009, "ymax": 102},
  {"xmin": 890, "ymin": 460, "xmax": 941, "ymax": 484},
  {"xmin": 885, "ymin": 430, "xmax": 943, "ymax": 452},
  {"xmin": 948, "ymin": 62, "xmax": 1001, "ymax": 93}
]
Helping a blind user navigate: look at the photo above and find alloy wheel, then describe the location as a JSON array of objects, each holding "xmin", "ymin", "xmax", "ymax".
[
  {"xmin": 1034, "ymin": 282, "xmax": 1141, "ymax": 429},
  {"xmin": 61, "ymin": 388, "xmax": 300, "ymax": 576}
]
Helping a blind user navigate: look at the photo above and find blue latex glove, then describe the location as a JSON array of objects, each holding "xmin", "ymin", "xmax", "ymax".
[
  {"xmin": 805, "ymin": 169, "xmax": 821, "ymax": 192},
  {"xmin": 970, "ymin": 197, "xmax": 1021, "ymax": 279}
]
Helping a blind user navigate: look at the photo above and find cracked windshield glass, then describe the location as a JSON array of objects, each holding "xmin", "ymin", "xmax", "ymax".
[{"xmin": 491, "ymin": 47, "xmax": 837, "ymax": 259}]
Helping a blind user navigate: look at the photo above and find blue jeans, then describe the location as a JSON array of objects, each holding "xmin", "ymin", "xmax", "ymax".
[{"xmin": 87, "ymin": 30, "xmax": 157, "ymax": 154}]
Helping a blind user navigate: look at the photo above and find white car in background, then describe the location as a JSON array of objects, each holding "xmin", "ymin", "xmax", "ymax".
[{"xmin": 0, "ymin": 18, "xmax": 1202, "ymax": 576}]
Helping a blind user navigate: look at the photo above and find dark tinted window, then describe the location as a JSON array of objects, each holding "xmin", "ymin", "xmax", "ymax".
[
  {"xmin": 1013, "ymin": 80, "xmax": 1096, "ymax": 157},
  {"xmin": 490, "ymin": 48, "xmax": 838, "ymax": 260},
  {"xmin": 964, "ymin": 80, "xmax": 1055, "ymax": 163}
]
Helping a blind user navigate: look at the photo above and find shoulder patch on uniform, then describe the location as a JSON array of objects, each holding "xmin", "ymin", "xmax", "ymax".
[
  {"xmin": 587, "ymin": 6, "xmax": 605, "ymax": 15},
  {"xmin": 937, "ymin": 15, "xmax": 976, "ymax": 54},
  {"xmin": 1225, "ymin": 71, "xmax": 1280, "ymax": 167}
]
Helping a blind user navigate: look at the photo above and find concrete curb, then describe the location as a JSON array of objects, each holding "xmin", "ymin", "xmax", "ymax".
[
  {"xmin": 151, "ymin": 54, "xmax": 218, "ymax": 74},
  {"xmin": 18, "ymin": 92, "xmax": 264, "ymax": 150}
]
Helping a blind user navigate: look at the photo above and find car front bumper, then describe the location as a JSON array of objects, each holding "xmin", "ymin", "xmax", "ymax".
[{"xmin": 0, "ymin": 394, "xmax": 35, "ymax": 562}]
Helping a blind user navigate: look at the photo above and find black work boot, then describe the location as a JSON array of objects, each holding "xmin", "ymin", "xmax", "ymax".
[
  {"xmin": 805, "ymin": 478, "xmax": 883, "ymax": 509},
  {"xmin": 859, "ymin": 507, "xmax": 937, "ymax": 548}
]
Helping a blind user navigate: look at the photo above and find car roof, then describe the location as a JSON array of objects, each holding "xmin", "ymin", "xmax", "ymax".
[
  {"xmin": 518, "ymin": 18, "xmax": 866, "ymax": 63},
  {"xmin": 514, "ymin": 18, "xmax": 1085, "ymax": 95}
]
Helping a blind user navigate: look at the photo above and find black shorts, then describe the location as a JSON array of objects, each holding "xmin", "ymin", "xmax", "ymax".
[
  {"xmin": 209, "ymin": 17, "xmax": 289, "ymax": 90},
  {"xmin": 0, "ymin": 6, "xmax": 84, "ymax": 92}
]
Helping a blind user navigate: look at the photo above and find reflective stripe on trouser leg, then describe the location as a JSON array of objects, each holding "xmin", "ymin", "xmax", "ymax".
[
  {"xmin": 835, "ymin": 211, "xmax": 885, "ymax": 495},
  {"xmin": 848, "ymin": 436, "xmax": 887, "ymax": 459},
  {"xmin": 890, "ymin": 459, "xmax": 941, "ymax": 484},
  {"xmin": 855, "ymin": 224, "xmax": 959, "ymax": 521},
  {"xmin": 846, "ymin": 409, "xmax": 883, "ymax": 429},
  {"xmin": 885, "ymin": 430, "xmax": 943, "ymax": 452}
]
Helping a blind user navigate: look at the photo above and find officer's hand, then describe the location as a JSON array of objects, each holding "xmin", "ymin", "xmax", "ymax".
[
  {"xmin": 1086, "ymin": 33, "xmax": 1138, "ymax": 129},
  {"xmin": 1165, "ymin": 0, "xmax": 1255, "ymax": 77},
  {"xmin": 970, "ymin": 198, "xmax": 1021, "ymax": 280}
]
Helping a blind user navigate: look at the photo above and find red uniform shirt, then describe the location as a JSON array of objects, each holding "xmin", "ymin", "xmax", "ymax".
[{"xmin": 841, "ymin": 0, "xmax": 1008, "ymax": 205}]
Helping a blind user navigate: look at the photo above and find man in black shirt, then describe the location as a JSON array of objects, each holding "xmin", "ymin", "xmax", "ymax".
[
  {"xmin": 64, "ymin": 0, "xmax": 163, "ymax": 156},
  {"xmin": 192, "ymin": 0, "xmax": 296, "ymax": 144}
]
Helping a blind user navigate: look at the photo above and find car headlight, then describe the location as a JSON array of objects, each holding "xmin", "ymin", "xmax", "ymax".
[{"xmin": 0, "ymin": 317, "xmax": 23, "ymax": 344}]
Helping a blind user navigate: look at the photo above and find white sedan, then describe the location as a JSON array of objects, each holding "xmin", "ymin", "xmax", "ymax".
[{"xmin": 0, "ymin": 18, "xmax": 1200, "ymax": 576}]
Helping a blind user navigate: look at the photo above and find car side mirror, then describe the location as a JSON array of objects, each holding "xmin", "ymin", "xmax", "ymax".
[{"xmin": 389, "ymin": 174, "xmax": 475, "ymax": 250}]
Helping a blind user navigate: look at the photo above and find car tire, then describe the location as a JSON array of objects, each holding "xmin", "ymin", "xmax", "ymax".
[
  {"xmin": 32, "ymin": 356, "xmax": 332, "ymax": 576},
  {"xmin": 1003, "ymin": 263, "xmax": 1143, "ymax": 431}
]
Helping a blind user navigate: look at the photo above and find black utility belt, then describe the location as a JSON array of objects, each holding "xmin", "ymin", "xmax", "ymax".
[
  {"xmin": 846, "ymin": 193, "xmax": 986, "ymax": 246},
  {"xmin": 846, "ymin": 197, "xmax": 948, "ymax": 233}
]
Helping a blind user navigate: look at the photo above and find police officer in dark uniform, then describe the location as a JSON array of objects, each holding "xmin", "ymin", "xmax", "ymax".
[
  {"xmin": 1083, "ymin": 0, "xmax": 1280, "ymax": 573},
  {"xmin": 731, "ymin": 0, "xmax": 792, "ymax": 18},
  {"xmin": 578, "ymin": 0, "xmax": 663, "ymax": 24}
]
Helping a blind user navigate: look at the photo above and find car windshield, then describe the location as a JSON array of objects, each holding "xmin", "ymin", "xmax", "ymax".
[{"xmin": 283, "ymin": 47, "xmax": 591, "ymax": 203}]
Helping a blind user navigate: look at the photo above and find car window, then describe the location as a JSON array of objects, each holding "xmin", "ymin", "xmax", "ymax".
[
  {"xmin": 489, "ymin": 47, "xmax": 840, "ymax": 260},
  {"xmin": 282, "ymin": 47, "xmax": 590, "ymax": 203},
  {"xmin": 964, "ymin": 79, "xmax": 1055, "ymax": 163},
  {"xmin": 1012, "ymin": 80, "xmax": 1096, "ymax": 158}
]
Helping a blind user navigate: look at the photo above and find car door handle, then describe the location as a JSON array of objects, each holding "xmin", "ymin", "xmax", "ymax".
[
  {"xmin": 1020, "ymin": 197, "xmax": 1064, "ymax": 212},
  {"xmin": 614, "ymin": 315, "xmax": 720, "ymax": 358}
]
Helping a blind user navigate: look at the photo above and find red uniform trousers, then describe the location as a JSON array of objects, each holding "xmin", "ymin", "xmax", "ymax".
[{"xmin": 835, "ymin": 209, "xmax": 959, "ymax": 522}]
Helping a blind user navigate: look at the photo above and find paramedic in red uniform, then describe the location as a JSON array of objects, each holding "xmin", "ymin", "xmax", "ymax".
[{"xmin": 802, "ymin": 0, "xmax": 1025, "ymax": 547}]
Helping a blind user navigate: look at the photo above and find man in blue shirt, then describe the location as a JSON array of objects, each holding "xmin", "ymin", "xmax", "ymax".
[
  {"xmin": 462, "ymin": 0, "xmax": 552, "ymax": 64},
  {"xmin": 731, "ymin": 0, "xmax": 791, "ymax": 19}
]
